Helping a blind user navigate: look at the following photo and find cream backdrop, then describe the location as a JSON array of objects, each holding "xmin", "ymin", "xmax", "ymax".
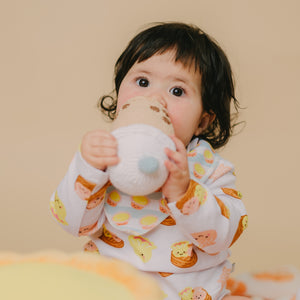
[{"xmin": 0, "ymin": 0, "xmax": 299, "ymax": 274}]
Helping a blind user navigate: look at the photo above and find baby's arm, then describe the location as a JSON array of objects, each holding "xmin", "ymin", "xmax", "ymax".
[
  {"xmin": 164, "ymin": 140, "xmax": 247, "ymax": 255},
  {"xmin": 50, "ymin": 129, "xmax": 118, "ymax": 237}
]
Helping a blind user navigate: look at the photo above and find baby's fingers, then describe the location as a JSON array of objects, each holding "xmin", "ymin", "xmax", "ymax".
[
  {"xmin": 164, "ymin": 158, "xmax": 181, "ymax": 175},
  {"xmin": 164, "ymin": 147, "xmax": 183, "ymax": 166},
  {"xmin": 170, "ymin": 135, "xmax": 187, "ymax": 154},
  {"xmin": 164, "ymin": 146, "xmax": 188, "ymax": 171},
  {"xmin": 81, "ymin": 129, "xmax": 119, "ymax": 170},
  {"xmin": 86, "ymin": 130, "xmax": 117, "ymax": 147},
  {"xmin": 89, "ymin": 145, "xmax": 118, "ymax": 158}
]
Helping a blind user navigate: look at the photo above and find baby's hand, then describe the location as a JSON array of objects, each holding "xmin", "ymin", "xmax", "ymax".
[
  {"xmin": 81, "ymin": 129, "xmax": 119, "ymax": 170},
  {"xmin": 162, "ymin": 136, "xmax": 190, "ymax": 203}
]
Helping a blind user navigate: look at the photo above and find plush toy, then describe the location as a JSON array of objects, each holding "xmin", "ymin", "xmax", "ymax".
[
  {"xmin": 107, "ymin": 96, "xmax": 176, "ymax": 196},
  {"xmin": 0, "ymin": 251, "xmax": 164, "ymax": 300}
]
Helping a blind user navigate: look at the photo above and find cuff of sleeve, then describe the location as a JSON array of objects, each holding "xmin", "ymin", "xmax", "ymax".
[
  {"xmin": 167, "ymin": 179, "xmax": 199, "ymax": 217},
  {"xmin": 73, "ymin": 151, "xmax": 109, "ymax": 187}
]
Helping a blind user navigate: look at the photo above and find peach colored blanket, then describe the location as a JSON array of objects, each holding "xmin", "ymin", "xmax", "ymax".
[{"xmin": 226, "ymin": 265, "xmax": 300, "ymax": 299}]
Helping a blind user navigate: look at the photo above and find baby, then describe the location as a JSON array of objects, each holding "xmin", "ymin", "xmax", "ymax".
[{"xmin": 50, "ymin": 22, "xmax": 248, "ymax": 300}]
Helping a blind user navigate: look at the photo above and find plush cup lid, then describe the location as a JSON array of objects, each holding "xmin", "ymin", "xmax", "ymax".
[{"xmin": 111, "ymin": 96, "xmax": 174, "ymax": 136}]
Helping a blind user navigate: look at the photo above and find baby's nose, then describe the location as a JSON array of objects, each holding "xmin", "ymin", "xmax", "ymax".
[{"xmin": 150, "ymin": 95, "xmax": 167, "ymax": 108}]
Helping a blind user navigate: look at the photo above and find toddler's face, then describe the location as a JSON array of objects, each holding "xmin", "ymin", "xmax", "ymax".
[{"xmin": 117, "ymin": 50, "xmax": 208, "ymax": 146}]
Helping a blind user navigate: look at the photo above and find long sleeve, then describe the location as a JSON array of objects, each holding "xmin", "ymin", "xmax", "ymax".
[
  {"xmin": 49, "ymin": 151, "xmax": 110, "ymax": 236},
  {"xmin": 167, "ymin": 139, "xmax": 247, "ymax": 255}
]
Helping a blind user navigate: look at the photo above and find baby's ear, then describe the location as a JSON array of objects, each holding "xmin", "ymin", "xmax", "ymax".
[{"xmin": 194, "ymin": 111, "xmax": 216, "ymax": 136}]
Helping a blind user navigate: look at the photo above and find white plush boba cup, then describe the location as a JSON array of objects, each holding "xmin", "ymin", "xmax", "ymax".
[{"xmin": 107, "ymin": 97, "xmax": 176, "ymax": 196}]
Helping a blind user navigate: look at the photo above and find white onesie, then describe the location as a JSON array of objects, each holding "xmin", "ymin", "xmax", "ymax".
[{"xmin": 50, "ymin": 139, "xmax": 247, "ymax": 300}]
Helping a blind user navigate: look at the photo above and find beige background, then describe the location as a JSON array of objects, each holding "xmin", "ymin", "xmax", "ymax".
[{"xmin": 1, "ymin": 0, "xmax": 299, "ymax": 274}]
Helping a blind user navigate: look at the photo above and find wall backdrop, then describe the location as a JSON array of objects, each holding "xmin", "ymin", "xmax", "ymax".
[{"xmin": 1, "ymin": 0, "xmax": 299, "ymax": 274}]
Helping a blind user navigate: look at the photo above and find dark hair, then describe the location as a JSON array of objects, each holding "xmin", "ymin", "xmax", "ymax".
[{"xmin": 99, "ymin": 22, "xmax": 240, "ymax": 149}]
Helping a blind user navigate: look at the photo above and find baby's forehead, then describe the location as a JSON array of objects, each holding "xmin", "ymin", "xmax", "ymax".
[
  {"xmin": 144, "ymin": 48, "xmax": 198, "ymax": 68},
  {"xmin": 130, "ymin": 50, "xmax": 201, "ymax": 80}
]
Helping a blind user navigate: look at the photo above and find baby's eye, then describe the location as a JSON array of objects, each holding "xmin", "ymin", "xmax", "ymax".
[
  {"xmin": 170, "ymin": 87, "xmax": 184, "ymax": 97},
  {"xmin": 136, "ymin": 78, "xmax": 149, "ymax": 87}
]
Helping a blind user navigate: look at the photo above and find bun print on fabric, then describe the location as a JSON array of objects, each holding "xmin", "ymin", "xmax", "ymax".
[
  {"xmin": 170, "ymin": 241, "xmax": 198, "ymax": 268},
  {"xmin": 107, "ymin": 97, "xmax": 176, "ymax": 196}
]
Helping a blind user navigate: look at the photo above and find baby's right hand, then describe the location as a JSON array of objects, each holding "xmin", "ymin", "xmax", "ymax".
[{"xmin": 81, "ymin": 129, "xmax": 119, "ymax": 170}]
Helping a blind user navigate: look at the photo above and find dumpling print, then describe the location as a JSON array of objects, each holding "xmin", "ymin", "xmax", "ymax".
[
  {"xmin": 176, "ymin": 181, "xmax": 207, "ymax": 215},
  {"xmin": 84, "ymin": 240, "xmax": 99, "ymax": 253},
  {"xmin": 215, "ymin": 196, "xmax": 230, "ymax": 219},
  {"xmin": 179, "ymin": 287, "xmax": 212, "ymax": 300},
  {"xmin": 181, "ymin": 197, "xmax": 201, "ymax": 215},
  {"xmin": 209, "ymin": 163, "xmax": 232, "ymax": 182},
  {"xmin": 230, "ymin": 215, "xmax": 248, "ymax": 246},
  {"xmin": 192, "ymin": 287, "xmax": 212, "ymax": 300},
  {"xmin": 218, "ymin": 266, "xmax": 232, "ymax": 292},
  {"xmin": 99, "ymin": 225, "xmax": 124, "ymax": 248},
  {"xmin": 170, "ymin": 241, "xmax": 198, "ymax": 268},
  {"xmin": 221, "ymin": 187, "xmax": 242, "ymax": 199},
  {"xmin": 78, "ymin": 221, "xmax": 98, "ymax": 236},
  {"xmin": 86, "ymin": 182, "xmax": 109, "ymax": 209},
  {"xmin": 74, "ymin": 175, "xmax": 96, "ymax": 200},
  {"xmin": 191, "ymin": 230, "xmax": 217, "ymax": 249},
  {"xmin": 158, "ymin": 271, "xmax": 174, "ymax": 277},
  {"xmin": 160, "ymin": 215, "xmax": 176, "ymax": 226}
]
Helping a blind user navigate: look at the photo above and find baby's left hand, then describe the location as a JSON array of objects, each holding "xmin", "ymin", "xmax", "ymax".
[{"xmin": 162, "ymin": 136, "xmax": 190, "ymax": 203}]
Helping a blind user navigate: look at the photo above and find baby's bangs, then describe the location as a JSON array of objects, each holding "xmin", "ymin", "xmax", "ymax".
[
  {"xmin": 114, "ymin": 22, "xmax": 205, "ymax": 93},
  {"xmin": 173, "ymin": 47, "xmax": 200, "ymax": 73},
  {"xmin": 135, "ymin": 41, "xmax": 200, "ymax": 73}
]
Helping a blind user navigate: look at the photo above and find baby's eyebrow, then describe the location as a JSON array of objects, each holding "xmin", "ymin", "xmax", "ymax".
[
  {"xmin": 130, "ymin": 67, "xmax": 152, "ymax": 75},
  {"xmin": 171, "ymin": 76, "xmax": 197, "ymax": 93},
  {"xmin": 172, "ymin": 76, "xmax": 188, "ymax": 84}
]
